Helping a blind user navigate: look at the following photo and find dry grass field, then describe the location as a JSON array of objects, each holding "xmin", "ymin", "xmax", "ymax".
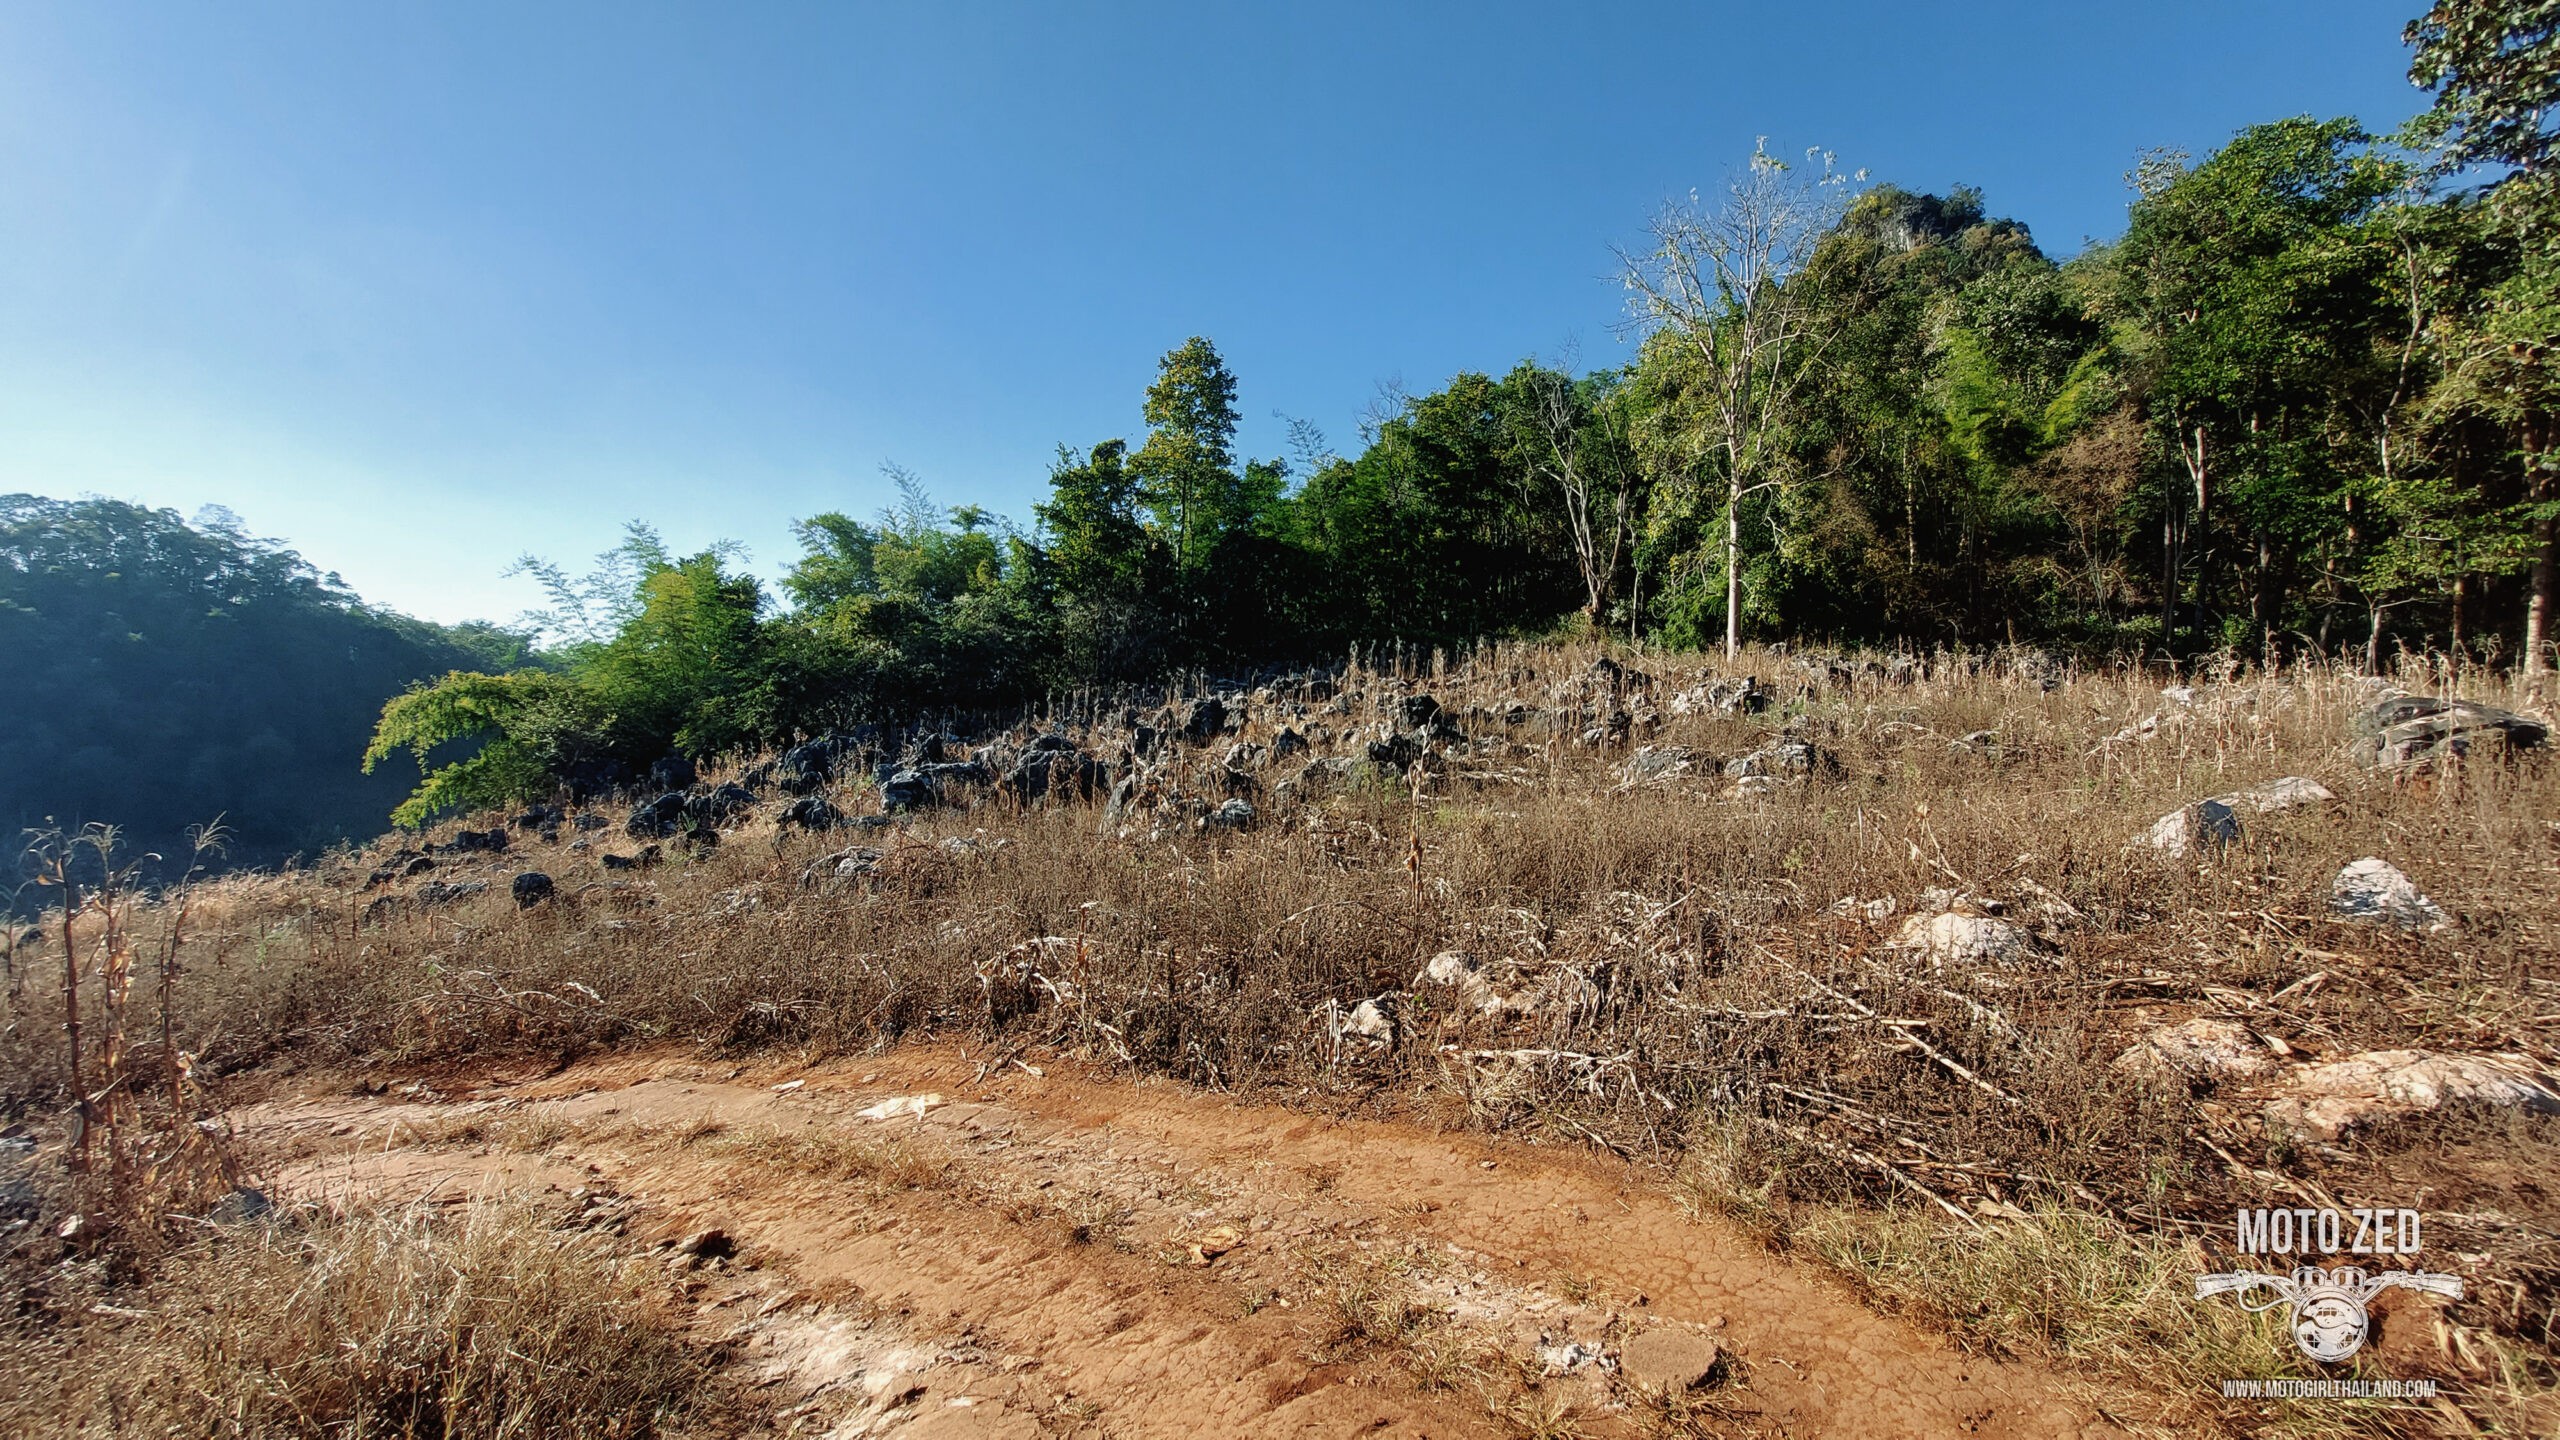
[{"xmin": 1, "ymin": 642, "xmax": 2553, "ymax": 1437}]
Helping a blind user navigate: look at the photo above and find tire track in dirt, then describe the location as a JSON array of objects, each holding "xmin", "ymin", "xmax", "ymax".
[{"xmin": 235, "ymin": 1047, "xmax": 2132, "ymax": 1438}]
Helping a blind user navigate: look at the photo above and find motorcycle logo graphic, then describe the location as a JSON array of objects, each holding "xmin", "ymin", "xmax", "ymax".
[{"xmin": 2197, "ymin": 1265, "xmax": 2463, "ymax": 1362}]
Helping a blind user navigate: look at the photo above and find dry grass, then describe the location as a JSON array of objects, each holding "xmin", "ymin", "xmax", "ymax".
[
  {"xmin": 0, "ymin": 1195, "xmax": 728, "ymax": 1438},
  {"xmin": 710, "ymin": 1123, "xmax": 950, "ymax": 1191},
  {"xmin": 4, "ymin": 640, "xmax": 2557, "ymax": 1431}
]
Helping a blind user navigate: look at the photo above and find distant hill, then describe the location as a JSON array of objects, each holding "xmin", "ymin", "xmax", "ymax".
[{"xmin": 0, "ymin": 495, "xmax": 533, "ymax": 883}]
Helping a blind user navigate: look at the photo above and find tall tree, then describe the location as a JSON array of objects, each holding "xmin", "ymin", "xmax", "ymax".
[
  {"xmin": 2408, "ymin": 0, "xmax": 2560, "ymax": 672},
  {"xmin": 1620, "ymin": 143, "xmax": 1857, "ymax": 657},
  {"xmin": 1132, "ymin": 337, "xmax": 1243, "ymax": 576}
]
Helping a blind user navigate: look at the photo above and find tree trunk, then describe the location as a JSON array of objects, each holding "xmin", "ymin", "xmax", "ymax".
[
  {"xmin": 2451, "ymin": 573, "xmax": 2468, "ymax": 669},
  {"xmin": 2527, "ymin": 419, "xmax": 2554, "ymax": 679},
  {"xmin": 1725, "ymin": 475, "xmax": 1742, "ymax": 660}
]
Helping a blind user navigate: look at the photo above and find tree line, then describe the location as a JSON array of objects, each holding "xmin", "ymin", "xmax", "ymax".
[
  {"xmin": 372, "ymin": 2, "xmax": 2556, "ymax": 824},
  {"xmin": 9, "ymin": 3, "xmax": 2550, "ymax": 843}
]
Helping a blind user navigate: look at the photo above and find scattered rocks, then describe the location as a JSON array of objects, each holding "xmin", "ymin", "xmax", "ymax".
[
  {"xmin": 510, "ymin": 871, "xmax": 555, "ymax": 909},
  {"xmin": 1723, "ymin": 738, "xmax": 1836, "ymax": 781},
  {"xmin": 879, "ymin": 769, "xmax": 937, "ymax": 813},
  {"xmin": 2137, "ymin": 776, "xmax": 2334, "ymax": 857},
  {"xmin": 2265, "ymin": 1050, "xmax": 2560, "ymax": 1140},
  {"xmin": 627, "ymin": 791, "xmax": 691, "ymax": 839},
  {"xmin": 203, "ymin": 1186, "xmax": 274, "ymax": 1228},
  {"xmin": 1617, "ymin": 745, "xmax": 1700, "ymax": 786},
  {"xmin": 1181, "ymin": 697, "xmax": 1227, "ymax": 743},
  {"xmin": 779, "ymin": 795, "xmax": 846, "ymax": 831},
  {"xmin": 433, "ymin": 827, "xmax": 509, "ymax": 855},
  {"xmin": 414, "ymin": 880, "xmax": 489, "ymax": 906},
  {"xmin": 799, "ymin": 847, "xmax": 884, "ymax": 888},
  {"xmin": 1202, "ymin": 799, "xmax": 1258, "ymax": 831},
  {"xmin": 2113, "ymin": 1018, "xmax": 2277, "ymax": 1084},
  {"xmin": 1416, "ymin": 950, "xmax": 1506, "ymax": 1015},
  {"xmin": 1319, "ymin": 996, "xmax": 1396, "ymax": 1054},
  {"xmin": 2329, "ymin": 857, "xmax": 2448, "ymax": 932}
]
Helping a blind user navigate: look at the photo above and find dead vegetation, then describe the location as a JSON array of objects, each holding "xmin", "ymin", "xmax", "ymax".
[
  {"xmin": 0, "ymin": 1194, "xmax": 730, "ymax": 1438},
  {"xmin": 2, "ymin": 641, "xmax": 2556, "ymax": 1433}
]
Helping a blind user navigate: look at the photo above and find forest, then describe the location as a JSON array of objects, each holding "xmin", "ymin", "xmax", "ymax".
[
  {"xmin": 0, "ymin": 496, "xmax": 533, "ymax": 875},
  {"xmin": 11, "ymin": 0, "xmax": 2556, "ymax": 842}
]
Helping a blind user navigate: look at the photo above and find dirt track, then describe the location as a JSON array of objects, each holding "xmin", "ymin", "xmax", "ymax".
[{"xmin": 234, "ymin": 1047, "xmax": 2130, "ymax": 1438}]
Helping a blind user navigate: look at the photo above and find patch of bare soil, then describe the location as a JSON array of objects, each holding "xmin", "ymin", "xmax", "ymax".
[{"xmin": 234, "ymin": 1045, "xmax": 2131, "ymax": 1438}]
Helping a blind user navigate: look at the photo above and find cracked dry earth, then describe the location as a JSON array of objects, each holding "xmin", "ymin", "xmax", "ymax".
[{"xmin": 234, "ymin": 1048, "xmax": 2130, "ymax": 1439}]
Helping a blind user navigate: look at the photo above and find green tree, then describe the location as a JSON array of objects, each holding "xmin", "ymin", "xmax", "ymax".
[
  {"xmin": 2407, "ymin": 0, "xmax": 2560, "ymax": 671},
  {"xmin": 2106, "ymin": 119, "xmax": 2409, "ymax": 656},
  {"xmin": 1132, "ymin": 337, "xmax": 1243, "ymax": 577}
]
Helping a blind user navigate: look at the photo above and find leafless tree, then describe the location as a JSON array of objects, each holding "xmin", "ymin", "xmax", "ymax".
[
  {"xmin": 1618, "ymin": 142, "xmax": 1856, "ymax": 657},
  {"xmin": 1517, "ymin": 364, "xmax": 1633, "ymax": 624}
]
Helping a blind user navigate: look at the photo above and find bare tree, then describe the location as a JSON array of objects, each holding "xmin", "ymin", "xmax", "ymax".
[
  {"xmin": 1618, "ymin": 142, "xmax": 1855, "ymax": 657},
  {"xmin": 1516, "ymin": 365, "xmax": 1633, "ymax": 625}
]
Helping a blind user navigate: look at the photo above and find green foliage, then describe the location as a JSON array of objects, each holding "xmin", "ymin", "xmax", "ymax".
[
  {"xmin": 363, "ymin": 670, "xmax": 601, "ymax": 828},
  {"xmin": 0, "ymin": 496, "xmax": 533, "ymax": 873},
  {"xmin": 2406, "ymin": 0, "xmax": 2560, "ymax": 179}
]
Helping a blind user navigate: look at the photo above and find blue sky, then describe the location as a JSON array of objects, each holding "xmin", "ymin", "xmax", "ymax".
[{"xmin": 0, "ymin": 1, "xmax": 2430, "ymax": 626}]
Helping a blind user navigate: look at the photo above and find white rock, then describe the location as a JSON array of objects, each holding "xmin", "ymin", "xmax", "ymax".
[
  {"xmin": 2227, "ymin": 775, "xmax": 2335, "ymax": 812},
  {"xmin": 2113, "ymin": 1018, "xmax": 2277, "ymax": 1083},
  {"xmin": 1416, "ymin": 950, "xmax": 1507, "ymax": 1015},
  {"xmin": 2329, "ymin": 858, "xmax": 2449, "ymax": 931},
  {"xmin": 1343, "ymin": 998, "xmax": 1395, "ymax": 1043},
  {"xmin": 854, "ymin": 1093, "xmax": 947, "ymax": 1122},
  {"xmin": 1538, "ymin": 1341, "xmax": 1610, "ymax": 1375},
  {"xmin": 2265, "ymin": 1050, "xmax": 2560, "ymax": 1139},
  {"xmin": 1885, "ymin": 911, "xmax": 2031, "ymax": 966},
  {"xmin": 2137, "ymin": 776, "xmax": 2334, "ymax": 857}
]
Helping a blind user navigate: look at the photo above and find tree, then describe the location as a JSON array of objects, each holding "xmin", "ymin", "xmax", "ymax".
[
  {"xmin": 2408, "ymin": 0, "xmax": 2560, "ymax": 672},
  {"xmin": 2407, "ymin": 0, "xmax": 2560, "ymax": 181},
  {"xmin": 362, "ymin": 670, "xmax": 604, "ymax": 828},
  {"xmin": 1132, "ymin": 337, "xmax": 1243, "ymax": 577},
  {"xmin": 2107, "ymin": 120, "xmax": 2407, "ymax": 657},
  {"xmin": 1619, "ymin": 143, "xmax": 1858, "ymax": 656},
  {"xmin": 1503, "ymin": 362, "xmax": 1637, "ymax": 626},
  {"xmin": 1035, "ymin": 439, "xmax": 1149, "ymax": 603}
]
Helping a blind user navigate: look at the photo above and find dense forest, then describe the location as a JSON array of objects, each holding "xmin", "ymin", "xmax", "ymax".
[
  {"xmin": 14, "ymin": 1, "xmax": 2558, "ymax": 845},
  {"xmin": 0, "ymin": 496, "xmax": 533, "ymax": 876}
]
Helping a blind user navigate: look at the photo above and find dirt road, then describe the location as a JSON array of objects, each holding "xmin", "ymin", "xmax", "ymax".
[{"xmin": 233, "ymin": 1047, "xmax": 2129, "ymax": 1438}]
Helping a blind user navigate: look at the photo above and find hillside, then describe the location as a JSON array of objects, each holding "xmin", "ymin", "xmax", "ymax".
[
  {"xmin": 3, "ymin": 642, "xmax": 2553, "ymax": 1435},
  {"xmin": 0, "ymin": 496, "xmax": 533, "ymax": 882}
]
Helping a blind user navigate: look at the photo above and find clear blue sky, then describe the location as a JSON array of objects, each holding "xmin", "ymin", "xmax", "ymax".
[{"xmin": 0, "ymin": 1, "xmax": 2431, "ymax": 627}]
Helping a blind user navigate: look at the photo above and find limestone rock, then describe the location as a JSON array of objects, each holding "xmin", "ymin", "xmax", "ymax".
[
  {"xmin": 2113, "ymin": 1018, "xmax": 2276, "ymax": 1084},
  {"xmin": 2329, "ymin": 857, "xmax": 2449, "ymax": 931},
  {"xmin": 1885, "ymin": 910, "xmax": 2032, "ymax": 966},
  {"xmin": 2265, "ymin": 1051, "xmax": 2560, "ymax": 1139}
]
